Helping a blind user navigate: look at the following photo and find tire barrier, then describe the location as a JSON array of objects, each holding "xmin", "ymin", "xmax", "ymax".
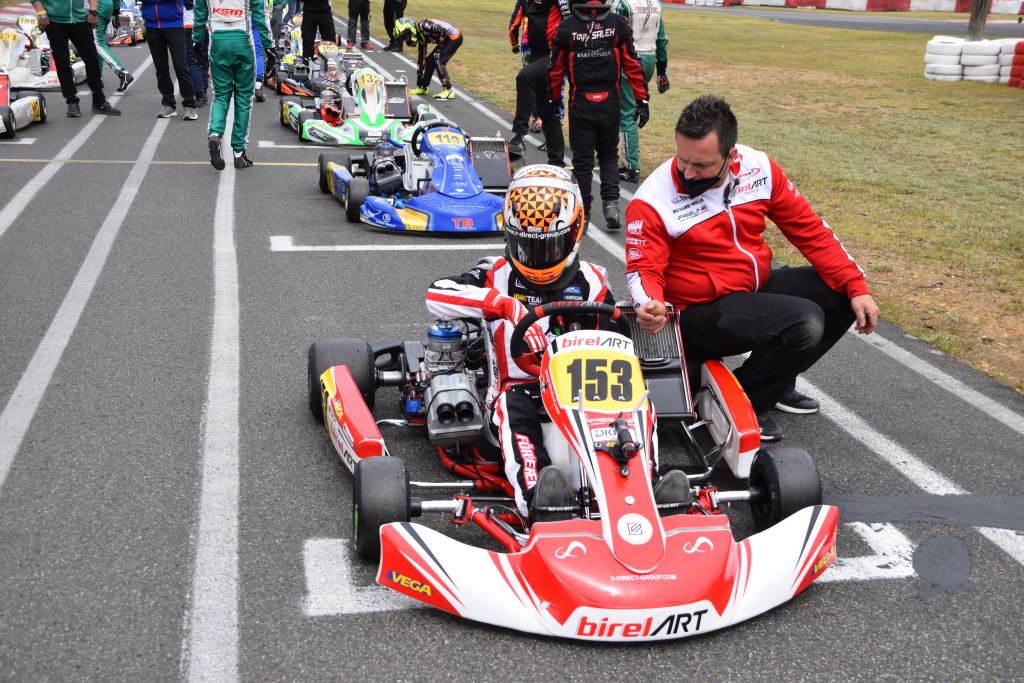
[
  {"xmin": 925, "ymin": 37, "xmax": 1024, "ymax": 87},
  {"xmin": 1001, "ymin": 39, "xmax": 1024, "ymax": 88},
  {"xmin": 924, "ymin": 36, "xmax": 963, "ymax": 80}
]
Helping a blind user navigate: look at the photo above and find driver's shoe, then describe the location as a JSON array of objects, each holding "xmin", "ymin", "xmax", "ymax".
[
  {"xmin": 409, "ymin": 86, "xmax": 428, "ymax": 95},
  {"xmin": 254, "ymin": 82, "xmax": 265, "ymax": 102},
  {"xmin": 653, "ymin": 470, "xmax": 692, "ymax": 517},
  {"xmin": 530, "ymin": 467, "xmax": 575, "ymax": 524},
  {"xmin": 433, "ymin": 88, "xmax": 455, "ymax": 100},
  {"xmin": 233, "ymin": 149, "xmax": 254, "ymax": 169},
  {"xmin": 602, "ymin": 200, "xmax": 621, "ymax": 230}
]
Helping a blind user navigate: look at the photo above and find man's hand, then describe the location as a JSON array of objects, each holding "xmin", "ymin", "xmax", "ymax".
[
  {"xmin": 512, "ymin": 43, "xmax": 520, "ymax": 54},
  {"xmin": 635, "ymin": 99, "xmax": 649, "ymax": 129},
  {"xmin": 549, "ymin": 99, "xmax": 563, "ymax": 122},
  {"xmin": 850, "ymin": 294, "xmax": 879, "ymax": 335},
  {"xmin": 264, "ymin": 46, "xmax": 280, "ymax": 71},
  {"xmin": 636, "ymin": 300, "xmax": 667, "ymax": 335},
  {"xmin": 194, "ymin": 42, "xmax": 208, "ymax": 69},
  {"xmin": 656, "ymin": 61, "xmax": 669, "ymax": 94},
  {"xmin": 87, "ymin": 10, "xmax": 99, "ymax": 26},
  {"xmin": 38, "ymin": 13, "xmax": 49, "ymax": 29}
]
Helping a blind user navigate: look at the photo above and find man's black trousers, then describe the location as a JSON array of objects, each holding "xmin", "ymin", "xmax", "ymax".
[
  {"xmin": 382, "ymin": 0, "xmax": 405, "ymax": 42},
  {"xmin": 302, "ymin": 10, "xmax": 337, "ymax": 58},
  {"xmin": 678, "ymin": 266, "xmax": 856, "ymax": 414},
  {"xmin": 44, "ymin": 21, "xmax": 105, "ymax": 105},
  {"xmin": 568, "ymin": 90, "xmax": 620, "ymax": 218},
  {"xmin": 512, "ymin": 55, "xmax": 564, "ymax": 166},
  {"xmin": 146, "ymin": 27, "xmax": 195, "ymax": 107}
]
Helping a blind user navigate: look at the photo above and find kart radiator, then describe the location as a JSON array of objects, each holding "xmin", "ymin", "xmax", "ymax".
[
  {"xmin": 616, "ymin": 304, "xmax": 693, "ymax": 419},
  {"xmin": 468, "ymin": 138, "xmax": 512, "ymax": 193}
]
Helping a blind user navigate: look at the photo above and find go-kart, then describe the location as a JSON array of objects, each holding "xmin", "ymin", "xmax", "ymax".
[
  {"xmin": 274, "ymin": 39, "xmax": 348, "ymax": 97},
  {"xmin": 279, "ymin": 61, "xmax": 413, "ymax": 146},
  {"xmin": 317, "ymin": 120, "xmax": 510, "ymax": 232},
  {"xmin": 0, "ymin": 73, "xmax": 45, "ymax": 139},
  {"xmin": 0, "ymin": 25, "xmax": 86, "ymax": 91},
  {"xmin": 106, "ymin": 0, "xmax": 145, "ymax": 46},
  {"xmin": 307, "ymin": 300, "xmax": 838, "ymax": 641}
]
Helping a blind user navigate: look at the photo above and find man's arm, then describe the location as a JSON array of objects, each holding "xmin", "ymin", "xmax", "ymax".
[
  {"xmin": 547, "ymin": 23, "xmax": 568, "ymax": 101},
  {"xmin": 426, "ymin": 266, "xmax": 529, "ymax": 323},
  {"xmin": 193, "ymin": 0, "xmax": 208, "ymax": 42},
  {"xmin": 250, "ymin": 0, "xmax": 271, "ymax": 47},
  {"xmin": 624, "ymin": 198, "xmax": 672, "ymax": 333},
  {"xmin": 616, "ymin": 19, "xmax": 649, "ymax": 102}
]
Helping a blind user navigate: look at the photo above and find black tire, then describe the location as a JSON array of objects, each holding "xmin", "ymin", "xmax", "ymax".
[
  {"xmin": 297, "ymin": 110, "xmax": 313, "ymax": 138},
  {"xmin": 748, "ymin": 445, "xmax": 822, "ymax": 531},
  {"xmin": 344, "ymin": 177, "xmax": 369, "ymax": 223},
  {"xmin": 353, "ymin": 456, "xmax": 410, "ymax": 562},
  {"xmin": 318, "ymin": 151, "xmax": 350, "ymax": 194},
  {"xmin": 0, "ymin": 107, "xmax": 14, "ymax": 139},
  {"xmin": 280, "ymin": 96, "xmax": 300, "ymax": 126},
  {"xmin": 36, "ymin": 93, "xmax": 46, "ymax": 123},
  {"xmin": 307, "ymin": 338, "xmax": 376, "ymax": 422}
]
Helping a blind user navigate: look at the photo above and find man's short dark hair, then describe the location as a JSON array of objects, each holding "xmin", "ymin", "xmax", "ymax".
[{"xmin": 675, "ymin": 95, "xmax": 738, "ymax": 157}]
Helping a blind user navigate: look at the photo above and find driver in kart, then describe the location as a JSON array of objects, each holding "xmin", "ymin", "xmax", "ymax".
[
  {"xmin": 319, "ymin": 86, "xmax": 342, "ymax": 125},
  {"xmin": 425, "ymin": 165, "xmax": 687, "ymax": 522}
]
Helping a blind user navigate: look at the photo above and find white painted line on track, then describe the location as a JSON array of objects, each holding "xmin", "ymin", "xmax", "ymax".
[
  {"xmin": 818, "ymin": 522, "xmax": 916, "ymax": 583},
  {"xmin": 0, "ymin": 116, "xmax": 168, "ymax": 497},
  {"xmin": 257, "ymin": 140, "xmax": 309, "ymax": 149},
  {"xmin": 184, "ymin": 125, "xmax": 241, "ymax": 683},
  {"xmin": 271, "ymin": 235, "xmax": 505, "ymax": 252},
  {"xmin": 0, "ymin": 137, "xmax": 35, "ymax": 145},
  {"xmin": 0, "ymin": 55, "xmax": 153, "ymax": 243},
  {"xmin": 303, "ymin": 538, "xmax": 422, "ymax": 616},
  {"xmin": 800, "ymin": 377, "xmax": 1024, "ymax": 569}
]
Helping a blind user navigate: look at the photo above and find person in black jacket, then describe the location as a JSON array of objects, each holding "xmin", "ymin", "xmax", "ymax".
[{"xmin": 549, "ymin": 0, "xmax": 649, "ymax": 231}]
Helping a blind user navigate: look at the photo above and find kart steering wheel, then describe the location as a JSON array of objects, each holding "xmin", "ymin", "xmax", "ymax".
[
  {"xmin": 409, "ymin": 120, "xmax": 452, "ymax": 157},
  {"xmin": 509, "ymin": 301, "xmax": 621, "ymax": 377}
]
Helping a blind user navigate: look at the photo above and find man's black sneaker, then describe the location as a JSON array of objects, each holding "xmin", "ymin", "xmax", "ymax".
[
  {"xmin": 508, "ymin": 133, "xmax": 526, "ymax": 157},
  {"xmin": 67, "ymin": 102, "xmax": 81, "ymax": 118},
  {"xmin": 92, "ymin": 101, "xmax": 121, "ymax": 115},
  {"xmin": 208, "ymin": 134, "xmax": 225, "ymax": 171},
  {"xmin": 618, "ymin": 167, "xmax": 640, "ymax": 183},
  {"xmin": 233, "ymin": 150, "xmax": 254, "ymax": 168},
  {"xmin": 774, "ymin": 389, "xmax": 820, "ymax": 414},
  {"xmin": 602, "ymin": 200, "xmax": 621, "ymax": 230},
  {"xmin": 383, "ymin": 41, "xmax": 402, "ymax": 52},
  {"xmin": 116, "ymin": 70, "xmax": 134, "ymax": 92},
  {"xmin": 757, "ymin": 413, "xmax": 784, "ymax": 442},
  {"xmin": 530, "ymin": 467, "xmax": 575, "ymax": 524},
  {"xmin": 653, "ymin": 470, "xmax": 692, "ymax": 516}
]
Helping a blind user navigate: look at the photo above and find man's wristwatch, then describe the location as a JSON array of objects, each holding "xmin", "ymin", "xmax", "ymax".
[{"xmin": 88, "ymin": 8, "xmax": 99, "ymax": 15}]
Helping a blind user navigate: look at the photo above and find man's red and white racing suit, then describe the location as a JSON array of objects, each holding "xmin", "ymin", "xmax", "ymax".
[
  {"xmin": 624, "ymin": 144, "xmax": 870, "ymax": 311},
  {"xmin": 426, "ymin": 257, "xmax": 614, "ymax": 514}
]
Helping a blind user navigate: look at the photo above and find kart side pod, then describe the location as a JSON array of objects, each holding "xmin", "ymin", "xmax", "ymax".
[
  {"xmin": 321, "ymin": 365, "xmax": 388, "ymax": 471},
  {"xmin": 696, "ymin": 361, "xmax": 761, "ymax": 479}
]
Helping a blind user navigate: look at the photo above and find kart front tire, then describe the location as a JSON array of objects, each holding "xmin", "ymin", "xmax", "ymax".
[
  {"xmin": 0, "ymin": 107, "xmax": 15, "ymax": 140},
  {"xmin": 307, "ymin": 338, "xmax": 377, "ymax": 421},
  {"xmin": 345, "ymin": 177, "xmax": 369, "ymax": 223},
  {"xmin": 353, "ymin": 456, "xmax": 410, "ymax": 562},
  {"xmin": 318, "ymin": 151, "xmax": 350, "ymax": 194},
  {"xmin": 748, "ymin": 445, "xmax": 822, "ymax": 531},
  {"xmin": 297, "ymin": 110, "xmax": 313, "ymax": 139},
  {"xmin": 280, "ymin": 96, "xmax": 299, "ymax": 126}
]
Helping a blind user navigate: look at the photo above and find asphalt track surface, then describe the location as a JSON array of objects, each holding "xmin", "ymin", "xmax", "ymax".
[
  {"xmin": 1, "ymin": 21, "xmax": 1024, "ymax": 682},
  {"xmin": 669, "ymin": 4, "xmax": 1024, "ymax": 37}
]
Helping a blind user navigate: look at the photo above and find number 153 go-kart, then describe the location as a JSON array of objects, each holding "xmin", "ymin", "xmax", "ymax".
[{"xmin": 308, "ymin": 300, "xmax": 838, "ymax": 642}]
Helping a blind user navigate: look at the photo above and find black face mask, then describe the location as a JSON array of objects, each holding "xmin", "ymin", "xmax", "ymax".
[{"xmin": 676, "ymin": 157, "xmax": 728, "ymax": 198}]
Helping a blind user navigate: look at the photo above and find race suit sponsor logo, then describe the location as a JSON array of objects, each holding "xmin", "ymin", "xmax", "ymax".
[
  {"xmin": 616, "ymin": 513, "xmax": 652, "ymax": 545},
  {"xmin": 212, "ymin": 7, "xmax": 244, "ymax": 17},
  {"xmin": 387, "ymin": 571, "xmax": 433, "ymax": 596},
  {"xmin": 625, "ymin": 237, "xmax": 645, "ymax": 246},
  {"xmin": 516, "ymin": 433, "xmax": 538, "ymax": 487},
  {"xmin": 672, "ymin": 202, "xmax": 709, "ymax": 220},
  {"xmin": 572, "ymin": 28, "xmax": 616, "ymax": 40},
  {"xmin": 735, "ymin": 166, "xmax": 761, "ymax": 180},
  {"xmin": 626, "ymin": 220, "xmax": 643, "ymax": 235},
  {"xmin": 576, "ymin": 611, "xmax": 708, "ymax": 638},
  {"xmin": 628, "ymin": 248, "xmax": 642, "ymax": 260},
  {"xmin": 513, "ymin": 292, "xmax": 542, "ymax": 306},
  {"xmin": 683, "ymin": 536, "xmax": 713, "ymax": 554},
  {"xmin": 734, "ymin": 177, "xmax": 767, "ymax": 194},
  {"xmin": 562, "ymin": 284, "xmax": 582, "ymax": 296},
  {"xmin": 554, "ymin": 541, "xmax": 587, "ymax": 559}
]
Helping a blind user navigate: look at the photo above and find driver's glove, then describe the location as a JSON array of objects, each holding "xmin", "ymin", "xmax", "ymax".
[
  {"xmin": 524, "ymin": 324, "xmax": 548, "ymax": 356},
  {"xmin": 635, "ymin": 99, "xmax": 650, "ymax": 129},
  {"xmin": 194, "ymin": 42, "xmax": 208, "ymax": 69},
  {"xmin": 656, "ymin": 61, "xmax": 669, "ymax": 94}
]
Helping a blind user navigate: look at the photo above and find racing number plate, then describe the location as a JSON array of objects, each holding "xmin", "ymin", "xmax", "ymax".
[
  {"xmin": 426, "ymin": 130, "xmax": 465, "ymax": 147},
  {"xmin": 548, "ymin": 348, "xmax": 646, "ymax": 412}
]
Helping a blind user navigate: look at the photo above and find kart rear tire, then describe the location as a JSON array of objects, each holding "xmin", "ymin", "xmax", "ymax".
[
  {"xmin": 318, "ymin": 151, "xmax": 350, "ymax": 194},
  {"xmin": 353, "ymin": 456, "xmax": 411, "ymax": 562},
  {"xmin": 748, "ymin": 445, "xmax": 822, "ymax": 532},
  {"xmin": 0, "ymin": 108, "xmax": 14, "ymax": 139},
  {"xmin": 307, "ymin": 338, "xmax": 376, "ymax": 422},
  {"xmin": 297, "ymin": 110, "xmax": 313, "ymax": 138},
  {"xmin": 345, "ymin": 177, "xmax": 369, "ymax": 223},
  {"xmin": 280, "ymin": 96, "xmax": 299, "ymax": 126}
]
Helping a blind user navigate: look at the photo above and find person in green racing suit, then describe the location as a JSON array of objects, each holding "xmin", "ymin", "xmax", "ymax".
[
  {"xmin": 94, "ymin": 0, "xmax": 134, "ymax": 91},
  {"xmin": 193, "ymin": 0, "xmax": 278, "ymax": 169}
]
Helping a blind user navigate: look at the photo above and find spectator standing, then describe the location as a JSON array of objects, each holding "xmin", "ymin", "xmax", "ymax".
[
  {"xmin": 140, "ymin": 0, "xmax": 198, "ymax": 119},
  {"xmin": 300, "ymin": 0, "xmax": 335, "ymax": 59},
  {"xmin": 381, "ymin": 0, "xmax": 405, "ymax": 51},
  {"xmin": 94, "ymin": 0, "xmax": 134, "ymax": 92},
  {"xmin": 31, "ymin": 0, "xmax": 120, "ymax": 116},
  {"xmin": 346, "ymin": 0, "xmax": 371, "ymax": 49},
  {"xmin": 270, "ymin": 0, "xmax": 288, "ymax": 46},
  {"xmin": 184, "ymin": 7, "xmax": 208, "ymax": 106}
]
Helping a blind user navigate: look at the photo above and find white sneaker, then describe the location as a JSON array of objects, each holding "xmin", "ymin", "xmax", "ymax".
[
  {"xmin": 157, "ymin": 105, "xmax": 177, "ymax": 118},
  {"xmin": 182, "ymin": 107, "xmax": 198, "ymax": 121}
]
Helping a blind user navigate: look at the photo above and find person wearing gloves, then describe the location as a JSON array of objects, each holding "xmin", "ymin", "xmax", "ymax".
[
  {"xmin": 193, "ymin": 0, "xmax": 277, "ymax": 169},
  {"xmin": 613, "ymin": 0, "xmax": 668, "ymax": 184},
  {"xmin": 391, "ymin": 16, "xmax": 462, "ymax": 100},
  {"xmin": 94, "ymin": 0, "xmax": 134, "ymax": 92}
]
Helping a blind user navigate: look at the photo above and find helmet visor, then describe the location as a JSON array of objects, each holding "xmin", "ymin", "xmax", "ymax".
[{"xmin": 506, "ymin": 227, "xmax": 576, "ymax": 283}]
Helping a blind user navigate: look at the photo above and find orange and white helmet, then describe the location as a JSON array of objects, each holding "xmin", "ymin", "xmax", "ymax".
[{"xmin": 502, "ymin": 164, "xmax": 586, "ymax": 286}]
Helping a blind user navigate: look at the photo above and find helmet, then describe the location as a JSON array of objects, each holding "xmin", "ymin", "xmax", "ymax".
[
  {"xmin": 320, "ymin": 87, "xmax": 342, "ymax": 126},
  {"xmin": 324, "ymin": 58, "xmax": 341, "ymax": 82},
  {"xmin": 503, "ymin": 165, "xmax": 586, "ymax": 287},
  {"xmin": 569, "ymin": 0, "xmax": 612, "ymax": 20},
  {"xmin": 392, "ymin": 17, "xmax": 420, "ymax": 45}
]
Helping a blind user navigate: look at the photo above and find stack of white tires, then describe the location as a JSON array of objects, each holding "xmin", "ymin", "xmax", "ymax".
[
  {"xmin": 924, "ymin": 36, "xmax": 963, "ymax": 81},
  {"xmin": 998, "ymin": 39, "xmax": 1022, "ymax": 86},
  {"xmin": 960, "ymin": 40, "xmax": 1001, "ymax": 83}
]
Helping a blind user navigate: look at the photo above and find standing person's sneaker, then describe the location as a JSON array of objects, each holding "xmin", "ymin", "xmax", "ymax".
[
  {"xmin": 182, "ymin": 107, "xmax": 198, "ymax": 121},
  {"xmin": 360, "ymin": 41, "xmax": 372, "ymax": 50},
  {"xmin": 208, "ymin": 134, "xmax": 225, "ymax": 170},
  {"xmin": 194, "ymin": 92, "xmax": 206, "ymax": 108},
  {"xmin": 507, "ymin": 133, "xmax": 526, "ymax": 157},
  {"xmin": 433, "ymin": 88, "xmax": 455, "ymax": 100},
  {"xmin": 774, "ymin": 389, "xmax": 820, "ymax": 414},
  {"xmin": 346, "ymin": 42, "xmax": 355, "ymax": 49},
  {"xmin": 618, "ymin": 166, "xmax": 640, "ymax": 183},
  {"xmin": 157, "ymin": 105, "xmax": 177, "ymax": 118},
  {"xmin": 116, "ymin": 70, "xmax": 134, "ymax": 92},
  {"xmin": 408, "ymin": 86, "xmax": 428, "ymax": 95},
  {"xmin": 233, "ymin": 149, "xmax": 254, "ymax": 168},
  {"xmin": 92, "ymin": 101, "xmax": 121, "ymax": 115},
  {"xmin": 254, "ymin": 82, "xmax": 265, "ymax": 102},
  {"xmin": 383, "ymin": 41, "xmax": 402, "ymax": 52},
  {"xmin": 67, "ymin": 102, "xmax": 82, "ymax": 117},
  {"xmin": 602, "ymin": 200, "xmax": 621, "ymax": 230},
  {"xmin": 757, "ymin": 413, "xmax": 784, "ymax": 442}
]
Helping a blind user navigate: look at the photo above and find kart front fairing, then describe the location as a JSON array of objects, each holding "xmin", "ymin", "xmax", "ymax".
[
  {"xmin": 301, "ymin": 116, "xmax": 408, "ymax": 146},
  {"xmin": 360, "ymin": 191, "xmax": 503, "ymax": 233},
  {"xmin": 417, "ymin": 127, "xmax": 485, "ymax": 199}
]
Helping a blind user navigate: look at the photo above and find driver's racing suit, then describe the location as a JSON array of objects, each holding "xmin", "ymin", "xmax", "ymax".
[
  {"xmin": 426, "ymin": 257, "xmax": 616, "ymax": 514},
  {"xmin": 411, "ymin": 18, "xmax": 462, "ymax": 90}
]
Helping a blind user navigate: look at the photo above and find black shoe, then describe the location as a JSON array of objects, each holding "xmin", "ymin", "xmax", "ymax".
[
  {"xmin": 92, "ymin": 101, "xmax": 121, "ymax": 115},
  {"xmin": 757, "ymin": 413, "xmax": 784, "ymax": 443},
  {"xmin": 383, "ymin": 42, "xmax": 402, "ymax": 52},
  {"xmin": 618, "ymin": 167, "xmax": 640, "ymax": 183},
  {"xmin": 774, "ymin": 389, "xmax": 820, "ymax": 414},
  {"xmin": 233, "ymin": 150, "xmax": 254, "ymax": 168},
  {"xmin": 508, "ymin": 133, "xmax": 526, "ymax": 157},
  {"xmin": 116, "ymin": 70, "xmax": 134, "ymax": 92},
  {"xmin": 602, "ymin": 200, "xmax": 621, "ymax": 230},
  {"xmin": 530, "ymin": 467, "xmax": 575, "ymax": 524},
  {"xmin": 254, "ymin": 84, "xmax": 265, "ymax": 102},
  {"xmin": 67, "ymin": 102, "xmax": 81, "ymax": 118},
  {"xmin": 653, "ymin": 470, "xmax": 692, "ymax": 516},
  {"xmin": 208, "ymin": 134, "xmax": 225, "ymax": 171}
]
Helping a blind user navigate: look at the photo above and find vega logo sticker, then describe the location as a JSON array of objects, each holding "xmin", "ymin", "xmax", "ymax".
[{"xmin": 387, "ymin": 571, "xmax": 433, "ymax": 596}]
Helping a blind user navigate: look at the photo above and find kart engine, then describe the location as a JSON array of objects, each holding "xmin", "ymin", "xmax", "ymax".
[
  {"xmin": 420, "ymin": 321, "xmax": 485, "ymax": 446},
  {"xmin": 372, "ymin": 156, "xmax": 403, "ymax": 195}
]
